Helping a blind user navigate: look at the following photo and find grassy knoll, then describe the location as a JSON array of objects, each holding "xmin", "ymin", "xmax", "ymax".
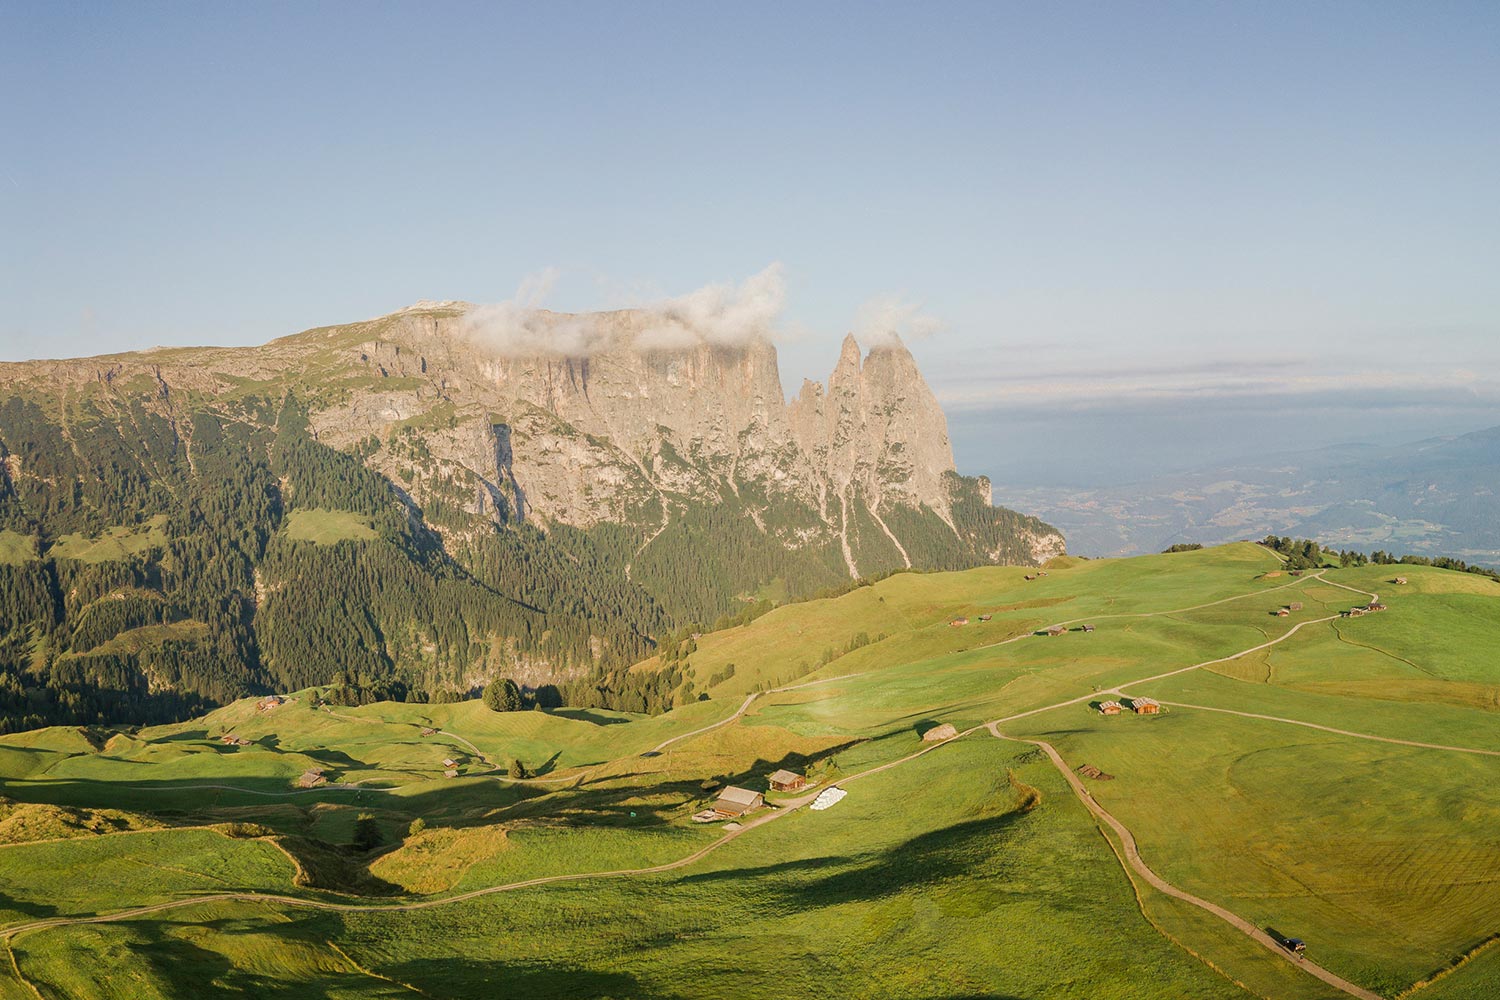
[
  {"xmin": 45, "ymin": 516, "xmax": 168, "ymax": 562},
  {"xmin": 665, "ymin": 542, "xmax": 1292, "ymax": 698},
  {"xmin": 282, "ymin": 509, "xmax": 378, "ymax": 544},
  {"xmin": 0, "ymin": 829, "xmax": 297, "ymax": 931}
]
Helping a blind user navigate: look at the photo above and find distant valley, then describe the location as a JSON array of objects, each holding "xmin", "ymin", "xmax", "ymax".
[{"xmin": 993, "ymin": 424, "xmax": 1500, "ymax": 565}]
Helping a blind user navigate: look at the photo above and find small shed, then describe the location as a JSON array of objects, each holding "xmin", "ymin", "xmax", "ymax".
[
  {"xmin": 442, "ymin": 758, "xmax": 459, "ymax": 769},
  {"xmin": 443, "ymin": 768, "xmax": 459, "ymax": 779},
  {"xmin": 1394, "ymin": 577, "xmax": 1408, "ymax": 585},
  {"xmin": 978, "ymin": 614, "xmax": 993, "ymax": 622},
  {"xmin": 950, "ymin": 617, "xmax": 969, "ymax": 627},
  {"xmin": 296, "ymin": 768, "xmax": 326, "ymax": 789},
  {"xmin": 1288, "ymin": 602, "xmax": 1303, "ymax": 611},
  {"xmin": 1129, "ymin": 697, "xmax": 1161, "ymax": 715},
  {"xmin": 922, "ymin": 723, "xmax": 959, "ymax": 742},
  {"xmin": 1098, "ymin": 700, "xmax": 1122, "ymax": 716},
  {"xmin": 767, "ymin": 769, "xmax": 806, "ymax": 792},
  {"xmin": 1273, "ymin": 608, "xmax": 1290, "ymax": 617},
  {"xmin": 419, "ymin": 727, "xmax": 437, "ymax": 737},
  {"xmin": 1080, "ymin": 624, "xmax": 1096, "ymax": 633},
  {"xmin": 713, "ymin": 786, "xmax": 764, "ymax": 818},
  {"xmin": 1046, "ymin": 625, "xmax": 1067, "ymax": 636}
]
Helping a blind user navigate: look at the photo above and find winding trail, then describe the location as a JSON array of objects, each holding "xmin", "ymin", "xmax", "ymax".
[
  {"xmin": 1134, "ymin": 700, "xmax": 1500, "ymax": 757},
  {"xmin": 993, "ymin": 729, "xmax": 1383, "ymax": 1000}
]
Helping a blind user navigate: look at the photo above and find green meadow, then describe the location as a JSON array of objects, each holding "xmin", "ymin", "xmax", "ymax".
[{"xmin": 0, "ymin": 543, "xmax": 1496, "ymax": 998}]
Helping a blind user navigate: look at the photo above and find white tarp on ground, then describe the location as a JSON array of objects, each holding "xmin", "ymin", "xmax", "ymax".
[{"xmin": 810, "ymin": 786, "xmax": 847, "ymax": 811}]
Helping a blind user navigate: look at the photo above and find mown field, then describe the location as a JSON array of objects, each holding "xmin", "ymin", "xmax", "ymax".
[{"xmin": 0, "ymin": 543, "xmax": 1496, "ymax": 999}]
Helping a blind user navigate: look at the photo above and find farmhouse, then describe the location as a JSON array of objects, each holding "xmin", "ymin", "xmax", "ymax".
[
  {"xmin": 767, "ymin": 769, "xmax": 806, "ymax": 792},
  {"xmin": 258, "ymin": 695, "xmax": 285, "ymax": 712},
  {"xmin": 1288, "ymin": 602, "xmax": 1303, "ymax": 611},
  {"xmin": 1368, "ymin": 601, "xmax": 1387, "ymax": 612},
  {"xmin": 296, "ymin": 768, "xmax": 326, "ymax": 789},
  {"xmin": 713, "ymin": 786, "xmax": 764, "ymax": 818},
  {"xmin": 922, "ymin": 723, "xmax": 958, "ymax": 742},
  {"xmin": 1098, "ymin": 701, "xmax": 1122, "ymax": 716},
  {"xmin": 1128, "ymin": 697, "xmax": 1161, "ymax": 715},
  {"xmin": 950, "ymin": 617, "xmax": 969, "ymax": 627}
]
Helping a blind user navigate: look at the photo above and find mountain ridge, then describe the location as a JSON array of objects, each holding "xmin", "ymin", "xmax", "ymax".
[{"xmin": 0, "ymin": 302, "xmax": 1062, "ymax": 728}]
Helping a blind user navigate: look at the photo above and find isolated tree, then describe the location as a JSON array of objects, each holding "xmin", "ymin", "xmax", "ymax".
[
  {"xmin": 408, "ymin": 817, "xmax": 426, "ymax": 837},
  {"xmin": 482, "ymin": 678, "xmax": 522, "ymax": 713},
  {"xmin": 353, "ymin": 813, "xmax": 382, "ymax": 852},
  {"xmin": 509, "ymin": 759, "xmax": 528, "ymax": 779}
]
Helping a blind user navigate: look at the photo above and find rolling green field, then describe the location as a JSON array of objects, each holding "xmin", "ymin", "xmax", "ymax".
[{"xmin": 0, "ymin": 543, "xmax": 1497, "ymax": 998}]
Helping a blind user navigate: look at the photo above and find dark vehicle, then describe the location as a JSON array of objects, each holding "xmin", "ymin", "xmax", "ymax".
[{"xmin": 1280, "ymin": 936, "xmax": 1307, "ymax": 958}]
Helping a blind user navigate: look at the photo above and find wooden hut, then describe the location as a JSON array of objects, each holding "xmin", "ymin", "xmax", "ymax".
[
  {"xmin": 296, "ymin": 768, "xmax": 326, "ymax": 789},
  {"xmin": 712, "ymin": 786, "xmax": 764, "ymax": 818},
  {"xmin": 767, "ymin": 769, "xmax": 806, "ymax": 792},
  {"xmin": 1288, "ymin": 602, "xmax": 1303, "ymax": 611},
  {"xmin": 1080, "ymin": 624, "xmax": 1096, "ymax": 633},
  {"xmin": 419, "ymin": 727, "xmax": 437, "ymax": 737},
  {"xmin": 443, "ymin": 768, "xmax": 459, "ymax": 779},
  {"xmin": 1098, "ymin": 700, "xmax": 1122, "ymax": 716},
  {"xmin": 978, "ymin": 614, "xmax": 993, "ymax": 622},
  {"xmin": 1129, "ymin": 697, "xmax": 1161, "ymax": 715},
  {"xmin": 258, "ymin": 695, "xmax": 285, "ymax": 712},
  {"xmin": 1045, "ymin": 625, "xmax": 1067, "ymax": 636},
  {"xmin": 442, "ymin": 758, "xmax": 459, "ymax": 769},
  {"xmin": 1394, "ymin": 577, "xmax": 1408, "ymax": 585},
  {"xmin": 1273, "ymin": 608, "xmax": 1290, "ymax": 617},
  {"xmin": 1368, "ymin": 601, "xmax": 1387, "ymax": 612},
  {"xmin": 949, "ymin": 617, "xmax": 969, "ymax": 627}
]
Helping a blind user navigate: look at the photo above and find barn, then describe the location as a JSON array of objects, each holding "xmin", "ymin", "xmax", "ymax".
[{"xmin": 713, "ymin": 786, "xmax": 765, "ymax": 818}]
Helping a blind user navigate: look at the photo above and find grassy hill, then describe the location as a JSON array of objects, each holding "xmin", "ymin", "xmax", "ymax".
[{"xmin": 0, "ymin": 543, "xmax": 1496, "ymax": 998}]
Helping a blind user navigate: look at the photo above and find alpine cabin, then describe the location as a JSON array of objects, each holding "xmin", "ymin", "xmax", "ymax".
[{"xmin": 768, "ymin": 769, "xmax": 806, "ymax": 792}]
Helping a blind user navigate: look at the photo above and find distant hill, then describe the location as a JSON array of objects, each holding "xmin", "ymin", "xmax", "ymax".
[
  {"xmin": 0, "ymin": 303, "xmax": 1061, "ymax": 728},
  {"xmin": 992, "ymin": 424, "xmax": 1500, "ymax": 564}
]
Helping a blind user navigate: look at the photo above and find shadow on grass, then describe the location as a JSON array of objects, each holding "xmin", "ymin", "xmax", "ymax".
[{"xmin": 679, "ymin": 807, "xmax": 1031, "ymax": 909}]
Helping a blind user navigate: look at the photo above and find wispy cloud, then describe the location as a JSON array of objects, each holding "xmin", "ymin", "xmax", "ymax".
[
  {"xmin": 462, "ymin": 264, "xmax": 786, "ymax": 357},
  {"xmin": 853, "ymin": 293, "xmax": 943, "ymax": 346}
]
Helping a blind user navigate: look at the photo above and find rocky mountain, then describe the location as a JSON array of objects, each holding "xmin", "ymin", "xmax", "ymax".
[{"xmin": 0, "ymin": 302, "xmax": 1062, "ymax": 728}]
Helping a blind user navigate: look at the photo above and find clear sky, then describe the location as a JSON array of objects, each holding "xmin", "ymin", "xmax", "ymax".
[{"xmin": 3, "ymin": 3, "xmax": 1498, "ymax": 484}]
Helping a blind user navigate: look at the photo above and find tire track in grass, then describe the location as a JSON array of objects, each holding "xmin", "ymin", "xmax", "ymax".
[{"xmin": 991, "ymin": 728, "xmax": 1383, "ymax": 1000}]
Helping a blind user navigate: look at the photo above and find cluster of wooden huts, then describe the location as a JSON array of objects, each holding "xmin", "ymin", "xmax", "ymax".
[
  {"xmin": 219, "ymin": 734, "xmax": 252, "ymax": 747},
  {"xmin": 1342, "ymin": 602, "xmax": 1388, "ymax": 618},
  {"xmin": 1098, "ymin": 697, "xmax": 1159, "ymax": 716}
]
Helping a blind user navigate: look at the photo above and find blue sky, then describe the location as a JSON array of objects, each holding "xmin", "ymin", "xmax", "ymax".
[{"xmin": 3, "ymin": 3, "xmax": 1497, "ymax": 484}]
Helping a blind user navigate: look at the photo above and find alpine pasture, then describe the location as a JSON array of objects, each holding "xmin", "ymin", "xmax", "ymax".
[{"xmin": 1, "ymin": 543, "xmax": 1497, "ymax": 999}]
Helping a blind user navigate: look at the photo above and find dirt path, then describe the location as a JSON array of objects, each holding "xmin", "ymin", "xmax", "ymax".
[
  {"xmin": 1136, "ymin": 700, "xmax": 1500, "ymax": 757},
  {"xmin": 993, "ymin": 729, "xmax": 1383, "ymax": 1000}
]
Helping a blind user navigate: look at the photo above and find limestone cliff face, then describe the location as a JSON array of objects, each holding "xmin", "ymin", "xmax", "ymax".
[{"xmin": 0, "ymin": 301, "xmax": 1064, "ymax": 570}]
